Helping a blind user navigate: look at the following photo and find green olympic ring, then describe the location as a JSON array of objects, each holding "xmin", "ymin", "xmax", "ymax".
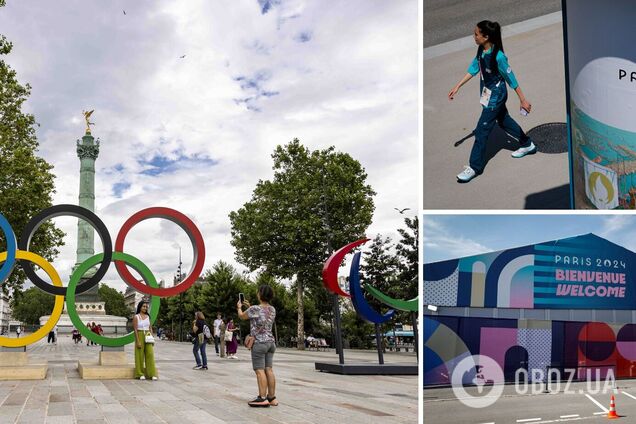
[{"xmin": 67, "ymin": 252, "xmax": 160, "ymax": 347}]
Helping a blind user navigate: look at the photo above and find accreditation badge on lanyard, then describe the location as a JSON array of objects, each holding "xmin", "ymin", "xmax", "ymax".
[{"xmin": 478, "ymin": 59, "xmax": 491, "ymax": 107}]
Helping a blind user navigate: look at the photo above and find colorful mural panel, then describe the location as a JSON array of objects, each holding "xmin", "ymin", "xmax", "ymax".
[{"xmin": 424, "ymin": 316, "xmax": 636, "ymax": 386}]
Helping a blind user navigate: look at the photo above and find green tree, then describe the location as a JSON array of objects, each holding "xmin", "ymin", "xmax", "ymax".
[
  {"xmin": 396, "ymin": 216, "xmax": 418, "ymax": 300},
  {"xmin": 341, "ymin": 309, "xmax": 374, "ymax": 349},
  {"xmin": 0, "ymin": 0, "xmax": 64, "ymax": 292},
  {"xmin": 98, "ymin": 284, "xmax": 129, "ymax": 317},
  {"xmin": 10, "ymin": 287, "xmax": 55, "ymax": 325},
  {"xmin": 198, "ymin": 261, "xmax": 248, "ymax": 322},
  {"xmin": 230, "ymin": 139, "xmax": 375, "ymax": 348}
]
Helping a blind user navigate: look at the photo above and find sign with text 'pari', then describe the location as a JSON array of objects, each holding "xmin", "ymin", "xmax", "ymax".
[{"xmin": 564, "ymin": 0, "xmax": 636, "ymax": 209}]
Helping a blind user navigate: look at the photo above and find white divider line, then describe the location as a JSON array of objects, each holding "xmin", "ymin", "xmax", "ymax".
[
  {"xmin": 593, "ymin": 411, "xmax": 606, "ymax": 415},
  {"xmin": 559, "ymin": 414, "xmax": 579, "ymax": 418},
  {"xmin": 622, "ymin": 391, "xmax": 636, "ymax": 400},
  {"xmin": 423, "ymin": 12, "xmax": 562, "ymax": 60},
  {"xmin": 584, "ymin": 393, "xmax": 609, "ymax": 412},
  {"xmin": 516, "ymin": 419, "xmax": 541, "ymax": 423}
]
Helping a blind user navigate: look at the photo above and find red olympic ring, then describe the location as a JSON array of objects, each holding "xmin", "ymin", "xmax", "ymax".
[{"xmin": 115, "ymin": 207, "xmax": 206, "ymax": 297}]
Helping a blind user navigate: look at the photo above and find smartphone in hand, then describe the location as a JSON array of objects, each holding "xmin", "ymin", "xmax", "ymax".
[{"xmin": 239, "ymin": 293, "xmax": 245, "ymax": 304}]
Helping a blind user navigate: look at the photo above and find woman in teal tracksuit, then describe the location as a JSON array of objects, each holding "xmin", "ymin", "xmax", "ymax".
[{"xmin": 449, "ymin": 20, "xmax": 535, "ymax": 183}]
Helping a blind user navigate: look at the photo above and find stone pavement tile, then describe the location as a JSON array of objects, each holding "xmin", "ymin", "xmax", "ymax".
[
  {"xmin": 76, "ymin": 420, "xmax": 107, "ymax": 424},
  {"xmin": 16, "ymin": 408, "xmax": 46, "ymax": 423},
  {"xmin": 74, "ymin": 407, "xmax": 105, "ymax": 422},
  {"xmin": 45, "ymin": 416, "xmax": 75, "ymax": 424},
  {"xmin": 46, "ymin": 401, "xmax": 73, "ymax": 416},
  {"xmin": 3, "ymin": 392, "xmax": 27, "ymax": 406},
  {"xmin": 93, "ymin": 395, "xmax": 119, "ymax": 405},
  {"xmin": 72, "ymin": 397, "xmax": 96, "ymax": 405},
  {"xmin": 101, "ymin": 412, "xmax": 138, "ymax": 423},
  {"xmin": 0, "ymin": 405, "xmax": 23, "ymax": 418},
  {"xmin": 49, "ymin": 392, "xmax": 71, "ymax": 403},
  {"xmin": 180, "ymin": 409, "xmax": 226, "ymax": 423}
]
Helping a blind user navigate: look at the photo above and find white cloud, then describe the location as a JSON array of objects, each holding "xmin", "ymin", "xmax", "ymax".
[
  {"xmin": 0, "ymin": 0, "xmax": 417, "ymax": 292},
  {"xmin": 422, "ymin": 217, "xmax": 491, "ymax": 262}
]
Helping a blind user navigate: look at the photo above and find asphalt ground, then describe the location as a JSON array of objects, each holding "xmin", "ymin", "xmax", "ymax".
[
  {"xmin": 424, "ymin": 380, "xmax": 636, "ymax": 423},
  {"xmin": 423, "ymin": 19, "xmax": 568, "ymax": 209},
  {"xmin": 424, "ymin": 0, "xmax": 561, "ymax": 47}
]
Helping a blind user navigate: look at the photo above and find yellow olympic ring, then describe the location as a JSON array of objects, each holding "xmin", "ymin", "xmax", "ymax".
[{"xmin": 0, "ymin": 250, "xmax": 64, "ymax": 347}]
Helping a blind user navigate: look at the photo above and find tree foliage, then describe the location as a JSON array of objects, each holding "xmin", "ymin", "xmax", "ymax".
[
  {"xmin": 0, "ymin": 1, "xmax": 63, "ymax": 292},
  {"xmin": 98, "ymin": 284, "xmax": 129, "ymax": 317},
  {"xmin": 229, "ymin": 139, "xmax": 375, "ymax": 348},
  {"xmin": 10, "ymin": 287, "xmax": 55, "ymax": 325}
]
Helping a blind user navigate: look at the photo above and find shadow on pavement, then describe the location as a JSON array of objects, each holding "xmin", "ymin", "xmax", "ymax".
[
  {"xmin": 453, "ymin": 131, "xmax": 475, "ymax": 147},
  {"xmin": 524, "ymin": 183, "xmax": 571, "ymax": 209},
  {"xmin": 527, "ymin": 122, "xmax": 568, "ymax": 154}
]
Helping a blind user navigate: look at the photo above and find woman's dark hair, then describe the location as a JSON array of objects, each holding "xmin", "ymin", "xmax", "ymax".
[
  {"xmin": 258, "ymin": 284, "xmax": 274, "ymax": 302},
  {"xmin": 136, "ymin": 300, "xmax": 148, "ymax": 314},
  {"xmin": 476, "ymin": 20, "xmax": 503, "ymax": 70}
]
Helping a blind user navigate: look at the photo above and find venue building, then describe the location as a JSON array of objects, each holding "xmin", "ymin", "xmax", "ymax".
[{"xmin": 424, "ymin": 233, "xmax": 636, "ymax": 386}]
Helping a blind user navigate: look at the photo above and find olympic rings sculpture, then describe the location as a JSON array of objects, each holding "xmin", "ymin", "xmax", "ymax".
[
  {"xmin": 0, "ymin": 205, "xmax": 205, "ymax": 347},
  {"xmin": 322, "ymin": 239, "xmax": 419, "ymax": 325}
]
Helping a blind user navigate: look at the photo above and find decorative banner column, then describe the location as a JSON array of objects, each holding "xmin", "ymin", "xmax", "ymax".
[{"xmin": 563, "ymin": 0, "xmax": 636, "ymax": 209}]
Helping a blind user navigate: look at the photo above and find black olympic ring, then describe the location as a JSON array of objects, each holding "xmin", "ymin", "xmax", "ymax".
[{"xmin": 18, "ymin": 204, "xmax": 113, "ymax": 296}]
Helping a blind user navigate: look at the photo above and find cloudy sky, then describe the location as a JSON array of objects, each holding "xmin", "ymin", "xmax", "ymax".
[
  {"xmin": 423, "ymin": 214, "xmax": 636, "ymax": 263},
  {"xmin": 0, "ymin": 0, "xmax": 418, "ymax": 292}
]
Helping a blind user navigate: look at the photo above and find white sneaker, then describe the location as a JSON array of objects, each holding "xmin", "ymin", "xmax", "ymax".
[
  {"xmin": 456, "ymin": 166, "xmax": 477, "ymax": 182},
  {"xmin": 151, "ymin": 376, "xmax": 158, "ymax": 381},
  {"xmin": 511, "ymin": 142, "xmax": 537, "ymax": 158},
  {"xmin": 139, "ymin": 376, "xmax": 146, "ymax": 380}
]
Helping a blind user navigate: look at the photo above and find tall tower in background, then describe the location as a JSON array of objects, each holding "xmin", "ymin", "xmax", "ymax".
[{"xmin": 72, "ymin": 117, "xmax": 103, "ymax": 309}]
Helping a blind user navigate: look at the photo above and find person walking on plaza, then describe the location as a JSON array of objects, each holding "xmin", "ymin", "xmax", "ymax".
[
  {"xmin": 15, "ymin": 326, "xmax": 20, "ymax": 338},
  {"xmin": 192, "ymin": 311, "xmax": 209, "ymax": 370},
  {"xmin": 133, "ymin": 300, "xmax": 158, "ymax": 381},
  {"xmin": 48, "ymin": 328, "xmax": 55, "ymax": 344},
  {"xmin": 226, "ymin": 318, "xmax": 238, "ymax": 359},
  {"xmin": 53, "ymin": 325, "xmax": 58, "ymax": 345},
  {"xmin": 219, "ymin": 317, "xmax": 227, "ymax": 358},
  {"xmin": 213, "ymin": 312, "xmax": 222, "ymax": 356},
  {"xmin": 238, "ymin": 285, "xmax": 278, "ymax": 407},
  {"xmin": 448, "ymin": 20, "xmax": 535, "ymax": 183}
]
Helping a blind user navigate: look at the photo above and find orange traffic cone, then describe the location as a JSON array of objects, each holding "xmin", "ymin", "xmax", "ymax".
[{"xmin": 607, "ymin": 394, "xmax": 620, "ymax": 419}]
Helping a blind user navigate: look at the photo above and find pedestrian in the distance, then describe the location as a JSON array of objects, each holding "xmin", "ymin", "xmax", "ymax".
[
  {"xmin": 192, "ymin": 311, "xmax": 209, "ymax": 370},
  {"xmin": 226, "ymin": 318, "xmax": 238, "ymax": 359},
  {"xmin": 133, "ymin": 300, "xmax": 158, "ymax": 380},
  {"xmin": 16, "ymin": 326, "xmax": 21, "ymax": 338},
  {"xmin": 219, "ymin": 317, "xmax": 227, "ymax": 358},
  {"xmin": 213, "ymin": 312, "xmax": 222, "ymax": 356},
  {"xmin": 53, "ymin": 325, "xmax": 58, "ymax": 344},
  {"xmin": 237, "ymin": 285, "xmax": 278, "ymax": 407},
  {"xmin": 448, "ymin": 20, "xmax": 535, "ymax": 183}
]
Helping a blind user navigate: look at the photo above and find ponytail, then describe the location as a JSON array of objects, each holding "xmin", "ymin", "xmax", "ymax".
[{"xmin": 476, "ymin": 20, "xmax": 504, "ymax": 70}]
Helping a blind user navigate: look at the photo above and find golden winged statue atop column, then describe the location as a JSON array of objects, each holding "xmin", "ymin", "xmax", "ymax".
[{"xmin": 82, "ymin": 110, "xmax": 95, "ymax": 133}]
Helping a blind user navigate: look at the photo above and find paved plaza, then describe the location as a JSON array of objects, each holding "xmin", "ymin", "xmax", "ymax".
[{"xmin": 0, "ymin": 335, "xmax": 418, "ymax": 424}]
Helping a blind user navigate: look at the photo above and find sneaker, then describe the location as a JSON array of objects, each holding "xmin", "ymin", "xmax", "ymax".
[
  {"xmin": 151, "ymin": 376, "xmax": 158, "ymax": 381},
  {"xmin": 456, "ymin": 166, "xmax": 477, "ymax": 183},
  {"xmin": 201, "ymin": 366, "xmax": 208, "ymax": 370},
  {"xmin": 511, "ymin": 142, "xmax": 537, "ymax": 158},
  {"xmin": 139, "ymin": 376, "xmax": 146, "ymax": 380},
  {"xmin": 193, "ymin": 365, "xmax": 202, "ymax": 370},
  {"xmin": 267, "ymin": 396, "xmax": 279, "ymax": 406},
  {"xmin": 248, "ymin": 396, "xmax": 270, "ymax": 407}
]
